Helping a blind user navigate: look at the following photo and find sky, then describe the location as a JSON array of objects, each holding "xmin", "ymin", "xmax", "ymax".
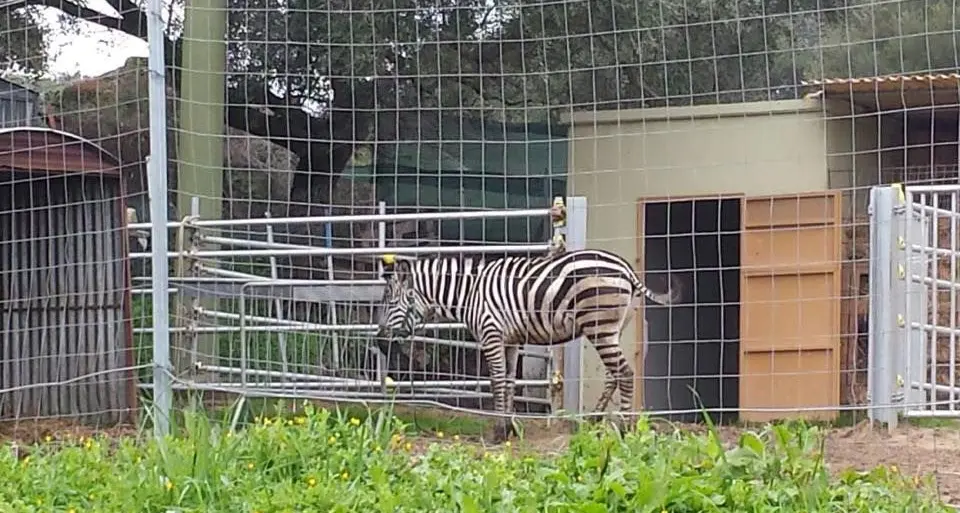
[{"xmin": 36, "ymin": 1, "xmax": 149, "ymax": 78}]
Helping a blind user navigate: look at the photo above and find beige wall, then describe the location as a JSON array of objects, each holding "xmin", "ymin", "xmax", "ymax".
[{"xmin": 561, "ymin": 99, "xmax": 832, "ymax": 413}]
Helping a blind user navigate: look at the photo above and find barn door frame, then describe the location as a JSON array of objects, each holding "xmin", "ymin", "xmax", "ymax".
[{"xmin": 634, "ymin": 193, "xmax": 746, "ymax": 412}]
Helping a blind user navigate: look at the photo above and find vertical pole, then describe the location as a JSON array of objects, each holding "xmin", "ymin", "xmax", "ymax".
[
  {"xmin": 869, "ymin": 184, "xmax": 914, "ymax": 430},
  {"xmin": 177, "ymin": 0, "xmax": 226, "ymax": 377},
  {"xmin": 145, "ymin": 0, "xmax": 171, "ymax": 438},
  {"xmin": 264, "ymin": 212, "xmax": 290, "ymax": 377},
  {"xmin": 563, "ymin": 196, "xmax": 587, "ymax": 414},
  {"xmin": 867, "ymin": 185, "xmax": 892, "ymax": 428},
  {"xmin": 377, "ymin": 201, "xmax": 386, "ymax": 276},
  {"xmin": 902, "ymin": 189, "xmax": 929, "ymax": 419},
  {"xmin": 324, "ymin": 207, "xmax": 341, "ymax": 370},
  {"xmin": 522, "ymin": 198, "xmax": 565, "ymax": 407}
]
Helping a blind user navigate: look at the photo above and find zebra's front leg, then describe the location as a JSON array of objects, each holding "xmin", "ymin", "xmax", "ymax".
[
  {"xmin": 480, "ymin": 334, "xmax": 514, "ymax": 443},
  {"xmin": 503, "ymin": 344, "xmax": 521, "ymax": 436}
]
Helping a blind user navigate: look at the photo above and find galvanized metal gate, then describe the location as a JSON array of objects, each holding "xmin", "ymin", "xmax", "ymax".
[
  {"xmin": 130, "ymin": 197, "xmax": 588, "ymax": 418},
  {"xmin": 869, "ymin": 184, "xmax": 960, "ymax": 428}
]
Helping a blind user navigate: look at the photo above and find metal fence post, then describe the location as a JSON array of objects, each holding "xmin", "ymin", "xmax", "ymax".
[
  {"xmin": 146, "ymin": 0, "xmax": 172, "ymax": 438},
  {"xmin": 563, "ymin": 196, "xmax": 587, "ymax": 414},
  {"xmin": 868, "ymin": 185, "xmax": 896, "ymax": 429}
]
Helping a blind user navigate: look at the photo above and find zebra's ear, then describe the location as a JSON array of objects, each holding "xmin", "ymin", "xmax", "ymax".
[{"xmin": 395, "ymin": 258, "xmax": 412, "ymax": 276}]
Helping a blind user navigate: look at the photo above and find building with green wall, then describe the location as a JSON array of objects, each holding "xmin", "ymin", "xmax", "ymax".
[{"xmin": 342, "ymin": 115, "xmax": 568, "ymax": 244}]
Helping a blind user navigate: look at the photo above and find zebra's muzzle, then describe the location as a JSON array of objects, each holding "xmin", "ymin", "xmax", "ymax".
[{"xmin": 375, "ymin": 327, "xmax": 411, "ymax": 339}]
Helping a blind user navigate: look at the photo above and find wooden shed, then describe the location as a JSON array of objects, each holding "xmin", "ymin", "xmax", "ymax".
[
  {"xmin": 562, "ymin": 100, "xmax": 843, "ymax": 424},
  {"xmin": 0, "ymin": 127, "xmax": 136, "ymax": 425}
]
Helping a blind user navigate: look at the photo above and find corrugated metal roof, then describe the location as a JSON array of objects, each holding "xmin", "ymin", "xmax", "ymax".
[
  {"xmin": 0, "ymin": 127, "xmax": 121, "ymax": 176},
  {"xmin": 802, "ymin": 73, "xmax": 960, "ymax": 92},
  {"xmin": 802, "ymin": 73, "xmax": 960, "ymax": 110}
]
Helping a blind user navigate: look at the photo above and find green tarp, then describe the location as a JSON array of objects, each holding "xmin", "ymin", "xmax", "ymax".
[{"xmin": 343, "ymin": 117, "xmax": 568, "ymax": 244}]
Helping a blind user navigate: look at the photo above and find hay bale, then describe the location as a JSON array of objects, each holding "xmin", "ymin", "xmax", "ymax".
[{"xmin": 841, "ymin": 215, "xmax": 871, "ymax": 405}]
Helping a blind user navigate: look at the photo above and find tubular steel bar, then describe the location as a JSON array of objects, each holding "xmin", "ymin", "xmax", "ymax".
[
  {"xmin": 137, "ymin": 383, "xmax": 555, "ymax": 406},
  {"xmin": 130, "ymin": 243, "xmax": 551, "ymax": 260},
  {"xmin": 127, "ymin": 207, "xmax": 554, "ymax": 231}
]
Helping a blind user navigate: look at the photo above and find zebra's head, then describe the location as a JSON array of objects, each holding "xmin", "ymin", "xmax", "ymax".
[{"xmin": 376, "ymin": 256, "xmax": 430, "ymax": 339}]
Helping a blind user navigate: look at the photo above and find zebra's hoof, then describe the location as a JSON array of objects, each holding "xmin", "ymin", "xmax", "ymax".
[
  {"xmin": 609, "ymin": 413, "xmax": 630, "ymax": 435},
  {"xmin": 490, "ymin": 418, "xmax": 515, "ymax": 444},
  {"xmin": 585, "ymin": 412, "xmax": 608, "ymax": 425}
]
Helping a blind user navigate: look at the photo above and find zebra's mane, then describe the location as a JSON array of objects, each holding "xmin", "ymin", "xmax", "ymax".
[{"xmin": 414, "ymin": 251, "xmax": 556, "ymax": 270}]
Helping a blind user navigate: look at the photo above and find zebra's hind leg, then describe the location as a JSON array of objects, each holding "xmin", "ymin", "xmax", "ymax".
[
  {"xmin": 612, "ymin": 352, "xmax": 636, "ymax": 433},
  {"xmin": 590, "ymin": 334, "xmax": 634, "ymax": 431}
]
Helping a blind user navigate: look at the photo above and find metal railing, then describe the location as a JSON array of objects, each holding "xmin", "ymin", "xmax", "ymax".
[
  {"xmin": 132, "ymin": 197, "xmax": 587, "ymax": 427},
  {"xmin": 869, "ymin": 184, "xmax": 960, "ymax": 429}
]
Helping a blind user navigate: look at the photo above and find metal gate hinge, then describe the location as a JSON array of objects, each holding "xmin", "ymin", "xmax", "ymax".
[
  {"xmin": 896, "ymin": 374, "xmax": 905, "ymax": 388},
  {"xmin": 898, "ymin": 236, "xmax": 905, "ymax": 249},
  {"xmin": 897, "ymin": 314, "xmax": 905, "ymax": 327},
  {"xmin": 897, "ymin": 264, "xmax": 905, "ymax": 279}
]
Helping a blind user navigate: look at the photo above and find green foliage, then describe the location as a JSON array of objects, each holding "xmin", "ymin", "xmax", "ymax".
[
  {"xmin": 800, "ymin": 0, "xmax": 960, "ymax": 79},
  {"xmin": 0, "ymin": 406, "xmax": 948, "ymax": 512},
  {"xmin": 0, "ymin": 7, "xmax": 48, "ymax": 77}
]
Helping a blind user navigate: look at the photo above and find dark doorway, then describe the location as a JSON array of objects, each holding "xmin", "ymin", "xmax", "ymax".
[{"xmin": 642, "ymin": 197, "xmax": 741, "ymax": 424}]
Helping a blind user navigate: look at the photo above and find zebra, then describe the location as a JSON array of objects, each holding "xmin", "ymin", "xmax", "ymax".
[{"xmin": 374, "ymin": 249, "xmax": 682, "ymax": 442}]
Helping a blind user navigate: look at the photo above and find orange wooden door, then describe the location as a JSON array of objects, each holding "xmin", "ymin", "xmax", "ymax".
[{"xmin": 739, "ymin": 192, "xmax": 842, "ymax": 422}]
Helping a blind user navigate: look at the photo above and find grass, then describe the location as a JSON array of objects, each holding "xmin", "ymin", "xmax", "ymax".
[
  {"xmin": 221, "ymin": 396, "xmax": 492, "ymax": 438},
  {"xmin": 0, "ymin": 401, "xmax": 950, "ymax": 513},
  {"xmin": 902, "ymin": 416, "xmax": 960, "ymax": 430}
]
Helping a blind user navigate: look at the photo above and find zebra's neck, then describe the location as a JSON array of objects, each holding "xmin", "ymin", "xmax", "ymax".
[{"xmin": 411, "ymin": 257, "xmax": 479, "ymax": 321}]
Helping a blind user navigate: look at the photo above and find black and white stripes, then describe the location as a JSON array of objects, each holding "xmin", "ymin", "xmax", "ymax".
[{"xmin": 375, "ymin": 249, "xmax": 681, "ymax": 440}]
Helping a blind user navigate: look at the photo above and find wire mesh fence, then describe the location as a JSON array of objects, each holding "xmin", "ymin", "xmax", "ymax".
[{"xmin": 3, "ymin": 0, "xmax": 960, "ymax": 482}]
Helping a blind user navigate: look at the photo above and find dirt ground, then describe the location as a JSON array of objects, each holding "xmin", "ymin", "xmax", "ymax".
[{"xmin": 4, "ymin": 416, "xmax": 960, "ymax": 507}]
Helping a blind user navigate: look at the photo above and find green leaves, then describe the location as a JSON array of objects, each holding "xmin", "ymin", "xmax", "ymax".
[{"xmin": 0, "ymin": 411, "xmax": 950, "ymax": 513}]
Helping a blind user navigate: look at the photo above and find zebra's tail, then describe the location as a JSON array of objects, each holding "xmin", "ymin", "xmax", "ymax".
[{"xmin": 633, "ymin": 274, "xmax": 683, "ymax": 306}]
